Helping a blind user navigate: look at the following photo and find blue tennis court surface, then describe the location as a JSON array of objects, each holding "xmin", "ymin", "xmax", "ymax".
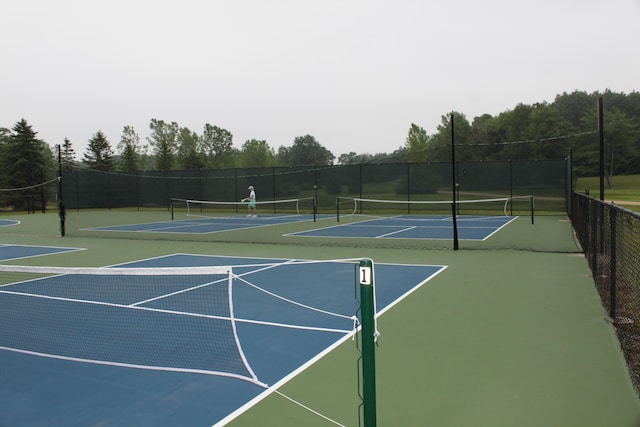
[
  {"xmin": 0, "ymin": 253, "xmax": 445, "ymax": 426},
  {"xmin": 289, "ymin": 215, "xmax": 517, "ymax": 240},
  {"xmin": 0, "ymin": 244, "xmax": 84, "ymax": 261},
  {"xmin": 84, "ymin": 214, "xmax": 331, "ymax": 235}
]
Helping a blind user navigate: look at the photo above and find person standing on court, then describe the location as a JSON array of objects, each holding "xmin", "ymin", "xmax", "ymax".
[{"xmin": 243, "ymin": 185, "xmax": 257, "ymax": 217}]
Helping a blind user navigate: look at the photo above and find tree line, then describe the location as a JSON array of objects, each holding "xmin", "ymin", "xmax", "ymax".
[
  {"xmin": 2, "ymin": 89, "xmax": 639, "ymax": 201},
  {"xmin": 67, "ymin": 121, "xmax": 338, "ymax": 173},
  {"xmin": 404, "ymin": 90, "xmax": 640, "ymax": 178}
]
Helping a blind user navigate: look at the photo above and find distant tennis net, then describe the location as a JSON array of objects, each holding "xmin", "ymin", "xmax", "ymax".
[
  {"xmin": 336, "ymin": 195, "xmax": 534, "ymax": 222},
  {"xmin": 0, "ymin": 177, "xmax": 59, "ymax": 214},
  {"xmin": 171, "ymin": 197, "xmax": 317, "ymax": 220}
]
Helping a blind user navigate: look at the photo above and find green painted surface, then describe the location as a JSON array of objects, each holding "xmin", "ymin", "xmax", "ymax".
[{"xmin": 1, "ymin": 210, "xmax": 639, "ymax": 426}]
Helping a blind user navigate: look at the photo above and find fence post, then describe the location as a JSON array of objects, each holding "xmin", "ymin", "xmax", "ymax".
[
  {"xmin": 75, "ymin": 170, "xmax": 79, "ymax": 211},
  {"xmin": 272, "ymin": 166, "xmax": 276, "ymax": 200},
  {"xmin": 610, "ymin": 208, "xmax": 617, "ymax": 320},
  {"xmin": 359, "ymin": 164, "xmax": 363, "ymax": 201},
  {"xmin": 406, "ymin": 163, "xmax": 411, "ymax": 213},
  {"xmin": 107, "ymin": 171, "xmax": 111, "ymax": 210},
  {"xmin": 589, "ymin": 199, "xmax": 598, "ymax": 277}
]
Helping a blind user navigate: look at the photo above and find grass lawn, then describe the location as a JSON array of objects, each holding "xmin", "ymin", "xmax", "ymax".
[{"xmin": 575, "ymin": 174, "xmax": 640, "ymax": 211}]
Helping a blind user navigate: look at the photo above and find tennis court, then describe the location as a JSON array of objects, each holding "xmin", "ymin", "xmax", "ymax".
[
  {"xmin": 84, "ymin": 213, "xmax": 327, "ymax": 235},
  {"xmin": 1, "ymin": 252, "xmax": 444, "ymax": 426},
  {"xmin": 289, "ymin": 215, "xmax": 516, "ymax": 240},
  {"xmin": 84, "ymin": 195, "xmax": 522, "ymax": 242},
  {"xmin": 84, "ymin": 214, "xmax": 515, "ymax": 241},
  {"xmin": 0, "ymin": 244, "xmax": 83, "ymax": 261},
  {"xmin": 1, "ymin": 190, "xmax": 640, "ymax": 427}
]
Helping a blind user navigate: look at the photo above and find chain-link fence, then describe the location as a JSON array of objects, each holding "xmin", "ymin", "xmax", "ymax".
[
  {"xmin": 571, "ymin": 192, "xmax": 640, "ymax": 392},
  {"xmin": 61, "ymin": 159, "xmax": 571, "ymax": 214}
]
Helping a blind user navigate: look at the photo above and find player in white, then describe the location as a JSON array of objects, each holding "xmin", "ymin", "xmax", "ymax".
[{"xmin": 243, "ymin": 185, "xmax": 257, "ymax": 217}]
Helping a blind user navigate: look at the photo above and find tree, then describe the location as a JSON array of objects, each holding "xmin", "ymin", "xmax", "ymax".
[
  {"xmin": 447, "ymin": 112, "xmax": 474, "ymax": 161},
  {"xmin": 472, "ymin": 104, "xmax": 575, "ymax": 161},
  {"xmin": 470, "ymin": 114, "xmax": 507, "ymax": 160},
  {"xmin": 60, "ymin": 137, "xmax": 76, "ymax": 171},
  {"xmin": 2, "ymin": 119, "xmax": 52, "ymax": 209},
  {"xmin": 276, "ymin": 145, "xmax": 291, "ymax": 165},
  {"xmin": 117, "ymin": 126, "xmax": 142, "ymax": 172},
  {"xmin": 83, "ymin": 130, "xmax": 115, "ymax": 171},
  {"xmin": 335, "ymin": 150, "xmax": 406, "ymax": 166},
  {"xmin": 604, "ymin": 109, "xmax": 639, "ymax": 177},
  {"xmin": 523, "ymin": 103, "xmax": 574, "ymax": 159},
  {"xmin": 286, "ymin": 135, "xmax": 334, "ymax": 166},
  {"xmin": 147, "ymin": 119, "xmax": 178, "ymax": 171},
  {"xmin": 422, "ymin": 113, "xmax": 472, "ymax": 162},
  {"xmin": 580, "ymin": 107, "xmax": 640, "ymax": 182},
  {"xmin": 0, "ymin": 127, "xmax": 12, "ymax": 187},
  {"xmin": 239, "ymin": 139, "xmax": 275, "ymax": 167},
  {"xmin": 553, "ymin": 91, "xmax": 595, "ymax": 129},
  {"xmin": 368, "ymin": 148, "xmax": 407, "ymax": 163},
  {"xmin": 176, "ymin": 127, "xmax": 205, "ymax": 170},
  {"xmin": 390, "ymin": 146, "xmax": 408, "ymax": 162},
  {"xmin": 337, "ymin": 152, "xmax": 375, "ymax": 165},
  {"xmin": 404, "ymin": 123, "xmax": 429, "ymax": 162},
  {"xmin": 201, "ymin": 124, "xmax": 234, "ymax": 168}
]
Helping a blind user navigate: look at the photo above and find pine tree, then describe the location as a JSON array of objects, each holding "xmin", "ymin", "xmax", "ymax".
[
  {"xmin": 2, "ymin": 119, "xmax": 51, "ymax": 210},
  {"xmin": 117, "ymin": 125, "xmax": 141, "ymax": 172},
  {"xmin": 83, "ymin": 130, "xmax": 115, "ymax": 171},
  {"xmin": 61, "ymin": 137, "xmax": 76, "ymax": 171}
]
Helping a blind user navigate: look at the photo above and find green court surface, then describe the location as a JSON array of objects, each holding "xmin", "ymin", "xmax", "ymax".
[{"xmin": 2, "ymin": 210, "xmax": 639, "ymax": 427}]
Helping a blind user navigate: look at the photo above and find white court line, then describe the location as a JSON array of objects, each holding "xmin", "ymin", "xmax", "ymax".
[{"xmin": 376, "ymin": 226, "xmax": 416, "ymax": 238}]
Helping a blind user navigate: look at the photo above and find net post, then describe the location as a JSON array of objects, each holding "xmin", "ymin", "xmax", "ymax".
[
  {"xmin": 170, "ymin": 198, "xmax": 175, "ymax": 220},
  {"xmin": 530, "ymin": 195, "xmax": 535, "ymax": 225},
  {"xmin": 450, "ymin": 113, "xmax": 459, "ymax": 251},
  {"xmin": 313, "ymin": 186, "xmax": 318, "ymax": 222},
  {"xmin": 57, "ymin": 144, "xmax": 66, "ymax": 237},
  {"xmin": 359, "ymin": 259, "xmax": 377, "ymax": 427},
  {"xmin": 313, "ymin": 197, "xmax": 317, "ymax": 222},
  {"xmin": 336, "ymin": 197, "xmax": 340, "ymax": 222},
  {"xmin": 451, "ymin": 202, "xmax": 459, "ymax": 250}
]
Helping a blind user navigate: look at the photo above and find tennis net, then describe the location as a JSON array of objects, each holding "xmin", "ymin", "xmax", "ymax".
[
  {"xmin": 336, "ymin": 195, "xmax": 534, "ymax": 220},
  {"xmin": 0, "ymin": 264, "xmax": 265, "ymax": 386},
  {"xmin": 170, "ymin": 197, "xmax": 317, "ymax": 219},
  {"xmin": 1, "ymin": 258, "xmax": 381, "ymax": 425},
  {"xmin": 0, "ymin": 258, "xmax": 373, "ymax": 390},
  {"xmin": 0, "ymin": 177, "xmax": 59, "ymax": 214}
]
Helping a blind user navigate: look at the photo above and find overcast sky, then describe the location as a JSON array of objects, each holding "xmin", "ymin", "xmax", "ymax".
[{"xmin": 2, "ymin": 0, "xmax": 639, "ymax": 158}]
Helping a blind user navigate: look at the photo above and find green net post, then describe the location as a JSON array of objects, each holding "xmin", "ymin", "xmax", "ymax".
[
  {"xmin": 336, "ymin": 197, "xmax": 340, "ymax": 223},
  {"xmin": 57, "ymin": 144, "xmax": 66, "ymax": 237},
  {"xmin": 359, "ymin": 259, "xmax": 377, "ymax": 427}
]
